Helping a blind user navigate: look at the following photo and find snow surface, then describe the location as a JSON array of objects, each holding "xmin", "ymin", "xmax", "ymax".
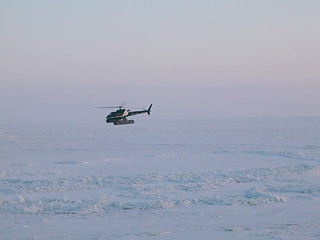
[{"xmin": 1, "ymin": 117, "xmax": 320, "ymax": 239}]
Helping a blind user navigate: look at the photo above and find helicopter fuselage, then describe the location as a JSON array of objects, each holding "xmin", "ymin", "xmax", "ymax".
[{"xmin": 105, "ymin": 104, "xmax": 152, "ymax": 125}]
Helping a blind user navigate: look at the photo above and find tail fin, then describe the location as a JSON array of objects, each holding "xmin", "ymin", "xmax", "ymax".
[{"xmin": 147, "ymin": 104, "xmax": 152, "ymax": 115}]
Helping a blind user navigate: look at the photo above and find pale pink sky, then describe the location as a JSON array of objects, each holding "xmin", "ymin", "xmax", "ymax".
[{"xmin": 1, "ymin": 1, "xmax": 319, "ymax": 123}]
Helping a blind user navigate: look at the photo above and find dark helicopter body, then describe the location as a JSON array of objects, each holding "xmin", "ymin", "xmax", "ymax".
[{"xmin": 102, "ymin": 104, "xmax": 152, "ymax": 125}]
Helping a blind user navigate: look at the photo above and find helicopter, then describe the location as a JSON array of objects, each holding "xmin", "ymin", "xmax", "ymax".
[{"xmin": 97, "ymin": 104, "xmax": 152, "ymax": 125}]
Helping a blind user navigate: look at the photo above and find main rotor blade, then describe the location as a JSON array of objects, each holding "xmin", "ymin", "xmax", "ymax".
[
  {"xmin": 96, "ymin": 103, "xmax": 126, "ymax": 109},
  {"xmin": 95, "ymin": 106, "xmax": 120, "ymax": 109}
]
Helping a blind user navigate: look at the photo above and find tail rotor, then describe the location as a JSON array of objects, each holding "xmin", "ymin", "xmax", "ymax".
[{"xmin": 147, "ymin": 104, "xmax": 152, "ymax": 115}]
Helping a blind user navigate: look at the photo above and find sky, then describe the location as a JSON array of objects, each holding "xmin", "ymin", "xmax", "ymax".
[{"xmin": 1, "ymin": 0, "xmax": 320, "ymax": 124}]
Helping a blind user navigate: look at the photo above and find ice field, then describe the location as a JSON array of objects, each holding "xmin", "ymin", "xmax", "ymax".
[{"xmin": 1, "ymin": 117, "xmax": 320, "ymax": 239}]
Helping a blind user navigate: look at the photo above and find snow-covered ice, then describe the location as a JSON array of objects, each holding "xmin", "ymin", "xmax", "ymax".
[{"xmin": 1, "ymin": 117, "xmax": 319, "ymax": 239}]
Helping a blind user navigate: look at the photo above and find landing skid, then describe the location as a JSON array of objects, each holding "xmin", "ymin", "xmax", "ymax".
[{"xmin": 114, "ymin": 119, "xmax": 134, "ymax": 125}]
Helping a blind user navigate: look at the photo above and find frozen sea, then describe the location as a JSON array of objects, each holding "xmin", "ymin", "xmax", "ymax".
[{"xmin": 1, "ymin": 117, "xmax": 320, "ymax": 240}]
